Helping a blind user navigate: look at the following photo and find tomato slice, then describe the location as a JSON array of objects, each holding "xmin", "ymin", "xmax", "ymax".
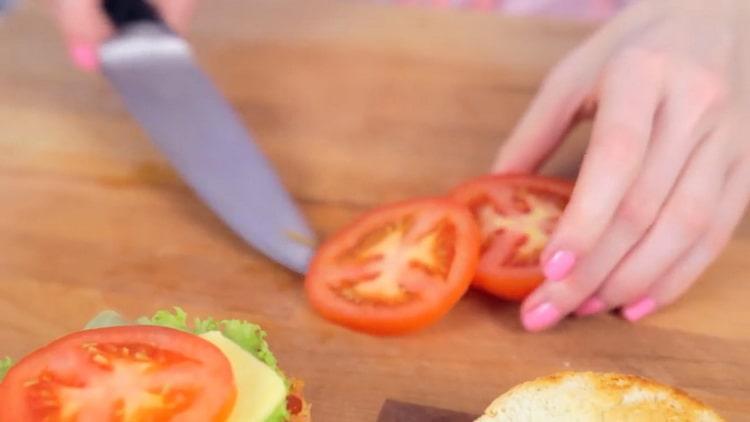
[
  {"xmin": 0, "ymin": 326, "xmax": 236, "ymax": 422},
  {"xmin": 305, "ymin": 198, "xmax": 481, "ymax": 335},
  {"xmin": 451, "ymin": 175, "xmax": 573, "ymax": 301}
]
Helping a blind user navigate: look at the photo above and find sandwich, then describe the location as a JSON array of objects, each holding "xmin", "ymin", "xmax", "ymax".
[
  {"xmin": 0, "ymin": 308, "xmax": 309, "ymax": 422},
  {"xmin": 475, "ymin": 371, "xmax": 723, "ymax": 422}
]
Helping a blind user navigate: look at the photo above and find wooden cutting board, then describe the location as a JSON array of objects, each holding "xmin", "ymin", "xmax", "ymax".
[{"xmin": 1, "ymin": 1, "xmax": 748, "ymax": 420}]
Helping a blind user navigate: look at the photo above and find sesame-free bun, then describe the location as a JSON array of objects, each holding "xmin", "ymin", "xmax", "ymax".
[{"xmin": 475, "ymin": 371, "xmax": 723, "ymax": 422}]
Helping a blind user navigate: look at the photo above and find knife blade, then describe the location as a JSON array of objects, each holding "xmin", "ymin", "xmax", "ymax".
[{"xmin": 99, "ymin": 0, "xmax": 315, "ymax": 273}]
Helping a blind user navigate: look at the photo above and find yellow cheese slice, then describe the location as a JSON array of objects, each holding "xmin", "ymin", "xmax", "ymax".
[{"xmin": 199, "ymin": 331, "xmax": 287, "ymax": 422}]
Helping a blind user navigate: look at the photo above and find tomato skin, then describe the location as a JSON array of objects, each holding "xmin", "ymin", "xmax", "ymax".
[
  {"xmin": 475, "ymin": 268, "xmax": 542, "ymax": 301},
  {"xmin": 305, "ymin": 197, "xmax": 481, "ymax": 335},
  {"xmin": 451, "ymin": 175, "xmax": 574, "ymax": 301},
  {"xmin": 0, "ymin": 326, "xmax": 237, "ymax": 422}
]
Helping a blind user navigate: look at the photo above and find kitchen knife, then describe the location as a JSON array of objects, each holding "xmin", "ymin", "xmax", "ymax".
[{"xmin": 99, "ymin": 0, "xmax": 315, "ymax": 273}]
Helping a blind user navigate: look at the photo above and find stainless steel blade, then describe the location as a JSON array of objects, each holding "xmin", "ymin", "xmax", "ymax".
[{"xmin": 100, "ymin": 23, "xmax": 315, "ymax": 273}]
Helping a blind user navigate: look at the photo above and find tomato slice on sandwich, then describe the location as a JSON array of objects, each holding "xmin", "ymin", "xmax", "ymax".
[
  {"xmin": 305, "ymin": 198, "xmax": 481, "ymax": 335},
  {"xmin": 452, "ymin": 175, "xmax": 573, "ymax": 301},
  {"xmin": 0, "ymin": 326, "xmax": 236, "ymax": 421}
]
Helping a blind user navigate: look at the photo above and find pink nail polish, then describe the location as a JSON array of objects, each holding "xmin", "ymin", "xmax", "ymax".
[
  {"xmin": 69, "ymin": 43, "xmax": 98, "ymax": 72},
  {"xmin": 575, "ymin": 297, "xmax": 606, "ymax": 316},
  {"xmin": 543, "ymin": 250, "xmax": 576, "ymax": 281},
  {"xmin": 521, "ymin": 302, "xmax": 561, "ymax": 332},
  {"xmin": 622, "ymin": 297, "xmax": 656, "ymax": 322}
]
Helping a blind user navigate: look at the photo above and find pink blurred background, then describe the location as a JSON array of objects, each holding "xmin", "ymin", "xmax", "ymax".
[{"xmin": 390, "ymin": 0, "xmax": 631, "ymax": 20}]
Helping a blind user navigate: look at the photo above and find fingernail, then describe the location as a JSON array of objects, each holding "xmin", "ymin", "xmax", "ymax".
[
  {"xmin": 543, "ymin": 250, "xmax": 576, "ymax": 281},
  {"xmin": 521, "ymin": 302, "xmax": 561, "ymax": 332},
  {"xmin": 575, "ymin": 297, "xmax": 606, "ymax": 316},
  {"xmin": 68, "ymin": 43, "xmax": 98, "ymax": 72},
  {"xmin": 622, "ymin": 297, "xmax": 656, "ymax": 322}
]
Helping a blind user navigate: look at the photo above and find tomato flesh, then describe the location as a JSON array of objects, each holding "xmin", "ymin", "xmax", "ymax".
[
  {"xmin": 452, "ymin": 175, "xmax": 573, "ymax": 301},
  {"xmin": 305, "ymin": 198, "xmax": 480, "ymax": 335},
  {"xmin": 333, "ymin": 214, "xmax": 456, "ymax": 304},
  {"xmin": 0, "ymin": 326, "xmax": 236, "ymax": 422}
]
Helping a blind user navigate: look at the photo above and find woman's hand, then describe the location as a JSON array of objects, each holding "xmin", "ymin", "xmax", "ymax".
[
  {"xmin": 52, "ymin": 0, "xmax": 196, "ymax": 71},
  {"xmin": 493, "ymin": 0, "xmax": 750, "ymax": 331}
]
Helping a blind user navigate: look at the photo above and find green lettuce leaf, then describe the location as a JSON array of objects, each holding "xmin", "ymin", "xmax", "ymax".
[
  {"xmin": 0, "ymin": 357, "xmax": 12, "ymax": 381},
  {"xmin": 85, "ymin": 309, "xmax": 129, "ymax": 329},
  {"xmin": 136, "ymin": 307, "xmax": 281, "ymax": 374}
]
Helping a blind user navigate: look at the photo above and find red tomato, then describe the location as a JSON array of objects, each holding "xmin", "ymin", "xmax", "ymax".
[
  {"xmin": 305, "ymin": 198, "xmax": 481, "ymax": 335},
  {"xmin": 0, "ymin": 326, "xmax": 236, "ymax": 422},
  {"xmin": 451, "ymin": 175, "xmax": 573, "ymax": 301}
]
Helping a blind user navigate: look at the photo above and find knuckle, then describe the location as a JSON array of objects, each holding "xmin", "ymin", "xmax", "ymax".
[
  {"xmin": 606, "ymin": 46, "xmax": 665, "ymax": 78},
  {"xmin": 668, "ymin": 202, "xmax": 712, "ymax": 237},
  {"xmin": 681, "ymin": 65, "xmax": 727, "ymax": 106},
  {"xmin": 599, "ymin": 275, "xmax": 644, "ymax": 307},
  {"xmin": 589, "ymin": 124, "xmax": 648, "ymax": 169},
  {"xmin": 616, "ymin": 196, "xmax": 659, "ymax": 234},
  {"xmin": 619, "ymin": 46, "xmax": 663, "ymax": 66},
  {"xmin": 568, "ymin": 265, "xmax": 605, "ymax": 292}
]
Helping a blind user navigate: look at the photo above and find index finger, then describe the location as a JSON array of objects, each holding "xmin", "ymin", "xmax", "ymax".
[
  {"xmin": 520, "ymin": 53, "xmax": 665, "ymax": 330},
  {"xmin": 543, "ymin": 51, "xmax": 664, "ymax": 279}
]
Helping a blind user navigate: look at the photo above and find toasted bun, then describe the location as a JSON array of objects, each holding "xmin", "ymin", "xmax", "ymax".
[{"xmin": 476, "ymin": 371, "xmax": 723, "ymax": 422}]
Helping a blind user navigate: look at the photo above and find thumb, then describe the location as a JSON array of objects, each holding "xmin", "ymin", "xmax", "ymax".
[{"xmin": 492, "ymin": 63, "xmax": 592, "ymax": 174}]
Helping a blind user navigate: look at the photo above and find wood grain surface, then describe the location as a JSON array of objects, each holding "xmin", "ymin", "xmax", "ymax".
[{"xmin": 1, "ymin": 1, "xmax": 748, "ymax": 420}]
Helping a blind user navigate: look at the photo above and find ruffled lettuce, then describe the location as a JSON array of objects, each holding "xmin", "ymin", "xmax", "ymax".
[
  {"xmin": 84, "ymin": 309, "xmax": 128, "ymax": 329},
  {"xmin": 137, "ymin": 308, "xmax": 281, "ymax": 374}
]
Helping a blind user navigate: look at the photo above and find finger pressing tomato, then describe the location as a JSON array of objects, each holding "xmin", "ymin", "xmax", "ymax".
[
  {"xmin": 451, "ymin": 175, "xmax": 573, "ymax": 301},
  {"xmin": 492, "ymin": 0, "xmax": 750, "ymax": 331}
]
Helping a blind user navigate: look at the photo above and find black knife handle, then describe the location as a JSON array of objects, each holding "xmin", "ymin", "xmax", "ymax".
[{"xmin": 103, "ymin": 0, "xmax": 162, "ymax": 29}]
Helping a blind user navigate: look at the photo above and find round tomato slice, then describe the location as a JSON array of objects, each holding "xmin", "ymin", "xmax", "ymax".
[
  {"xmin": 451, "ymin": 175, "xmax": 573, "ymax": 301},
  {"xmin": 305, "ymin": 198, "xmax": 480, "ymax": 335},
  {"xmin": 0, "ymin": 326, "xmax": 236, "ymax": 422}
]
